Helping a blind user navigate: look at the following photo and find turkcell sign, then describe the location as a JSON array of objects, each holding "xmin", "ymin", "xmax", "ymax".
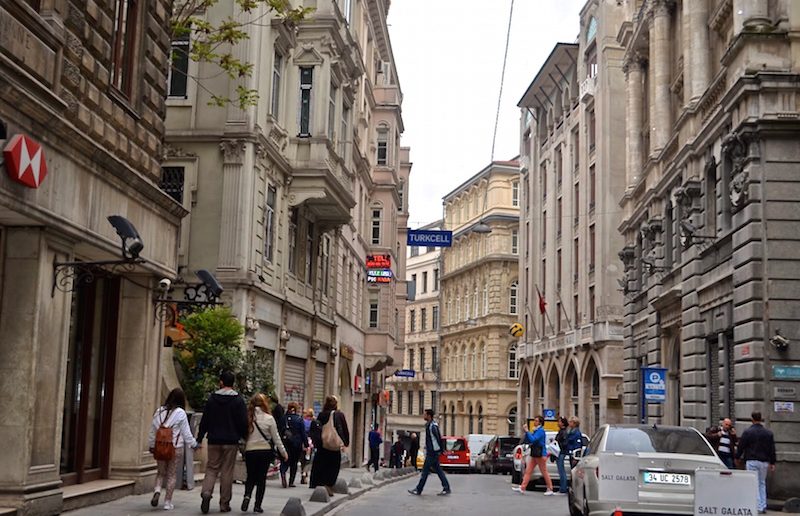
[
  {"xmin": 407, "ymin": 230, "xmax": 453, "ymax": 247},
  {"xmin": 643, "ymin": 367, "xmax": 667, "ymax": 402},
  {"xmin": 394, "ymin": 369, "xmax": 416, "ymax": 378}
]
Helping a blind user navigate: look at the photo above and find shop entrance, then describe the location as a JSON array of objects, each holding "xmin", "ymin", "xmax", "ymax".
[{"xmin": 60, "ymin": 276, "xmax": 121, "ymax": 485}]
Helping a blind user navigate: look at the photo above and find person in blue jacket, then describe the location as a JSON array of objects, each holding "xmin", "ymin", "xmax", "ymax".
[{"xmin": 513, "ymin": 415, "xmax": 554, "ymax": 495}]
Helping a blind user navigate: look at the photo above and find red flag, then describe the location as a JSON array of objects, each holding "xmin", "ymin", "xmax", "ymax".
[{"xmin": 538, "ymin": 289, "xmax": 547, "ymax": 314}]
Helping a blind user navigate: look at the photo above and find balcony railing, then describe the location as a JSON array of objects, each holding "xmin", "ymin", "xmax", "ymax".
[{"xmin": 580, "ymin": 75, "xmax": 596, "ymax": 103}]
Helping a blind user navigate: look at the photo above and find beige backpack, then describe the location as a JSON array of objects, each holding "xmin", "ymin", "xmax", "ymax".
[{"xmin": 321, "ymin": 410, "xmax": 344, "ymax": 451}]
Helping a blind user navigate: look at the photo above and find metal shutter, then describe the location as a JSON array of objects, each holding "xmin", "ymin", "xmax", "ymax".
[
  {"xmin": 313, "ymin": 362, "xmax": 326, "ymax": 413},
  {"xmin": 283, "ymin": 357, "xmax": 305, "ymax": 405}
]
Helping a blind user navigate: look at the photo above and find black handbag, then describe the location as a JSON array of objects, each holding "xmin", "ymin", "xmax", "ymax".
[{"xmin": 530, "ymin": 442, "xmax": 543, "ymax": 457}]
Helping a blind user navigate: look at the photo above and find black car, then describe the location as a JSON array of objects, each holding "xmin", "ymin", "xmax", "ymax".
[{"xmin": 482, "ymin": 436, "xmax": 520, "ymax": 474}]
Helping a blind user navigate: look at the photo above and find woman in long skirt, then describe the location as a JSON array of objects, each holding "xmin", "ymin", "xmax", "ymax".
[{"xmin": 310, "ymin": 395, "xmax": 350, "ymax": 496}]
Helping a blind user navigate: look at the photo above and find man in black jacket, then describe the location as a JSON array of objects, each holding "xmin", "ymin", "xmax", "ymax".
[
  {"xmin": 197, "ymin": 371, "xmax": 248, "ymax": 514},
  {"xmin": 408, "ymin": 409, "xmax": 451, "ymax": 496},
  {"xmin": 736, "ymin": 411, "xmax": 776, "ymax": 514}
]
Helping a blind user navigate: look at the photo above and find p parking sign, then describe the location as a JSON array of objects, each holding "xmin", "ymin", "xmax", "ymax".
[{"xmin": 643, "ymin": 367, "xmax": 667, "ymax": 403}]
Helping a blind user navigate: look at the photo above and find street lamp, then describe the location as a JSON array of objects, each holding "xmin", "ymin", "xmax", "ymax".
[{"xmin": 153, "ymin": 268, "xmax": 225, "ymax": 324}]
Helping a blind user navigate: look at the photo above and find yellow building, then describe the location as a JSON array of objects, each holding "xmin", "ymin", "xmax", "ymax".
[{"xmin": 439, "ymin": 161, "xmax": 521, "ymax": 437}]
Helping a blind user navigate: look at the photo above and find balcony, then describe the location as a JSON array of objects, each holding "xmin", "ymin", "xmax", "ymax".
[
  {"xmin": 580, "ymin": 75, "xmax": 596, "ymax": 103},
  {"xmin": 374, "ymin": 84, "xmax": 402, "ymax": 107},
  {"xmin": 365, "ymin": 334, "xmax": 403, "ymax": 372},
  {"xmin": 289, "ymin": 138, "xmax": 355, "ymax": 227}
]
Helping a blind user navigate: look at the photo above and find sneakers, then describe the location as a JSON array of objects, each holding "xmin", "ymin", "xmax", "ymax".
[
  {"xmin": 241, "ymin": 496, "xmax": 250, "ymax": 512},
  {"xmin": 151, "ymin": 491, "xmax": 160, "ymax": 507},
  {"xmin": 555, "ymin": 491, "xmax": 568, "ymax": 496},
  {"xmin": 253, "ymin": 508, "xmax": 264, "ymax": 514},
  {"xmin": 543, "ymin": 490, "xmax": 555, "ymax": 496},
  {"xmin": 437, "ymin": 489, "xmax": 451, "ymax": 496},
  {"xmin": 407, "ymin": 489, "xmax": 420, "ymax": 495},
  {"xmin": 162, "ymin": 501, "xmax": 174, "ymax": 511},
  {"xmin": 200, "ymin": 494, "xmax": 211, "ymax": 514}
]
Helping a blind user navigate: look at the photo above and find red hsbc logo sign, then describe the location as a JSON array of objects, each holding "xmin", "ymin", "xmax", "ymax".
[{"xmin": 3, "ymin": 134, "xmax": 48, "ymax": 189}]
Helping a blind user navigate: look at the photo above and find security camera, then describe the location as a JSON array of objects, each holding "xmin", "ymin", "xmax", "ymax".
[
  {"xmin": 770, "ymin": 331, "xmax": 790, "ymax": 351},
  {"xmin": 158, "ymin": 278, "xmax": 172, "ymax": 291}
]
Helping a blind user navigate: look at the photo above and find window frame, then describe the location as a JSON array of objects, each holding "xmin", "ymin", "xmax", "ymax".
[
  {"xmin": 299, "ymin": 66, "xmax": 314, "ymax": 137},
  {"xmin": 111, "ymin": 0, "xmax": 140, "ymax": 98}
]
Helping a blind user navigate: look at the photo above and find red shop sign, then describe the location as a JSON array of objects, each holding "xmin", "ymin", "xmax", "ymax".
[{"xmin": 3, "ymin": 134, "xmax": 48, "ymax": 189}]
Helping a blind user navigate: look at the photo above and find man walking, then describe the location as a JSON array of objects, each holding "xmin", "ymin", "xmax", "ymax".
[
  {"xmin": 367, "ymin": 424, "xmax": 382, "ymax": 472},
  {"xmin": 409, "ymin": 432, "xmax": 420, "ymax": 471},
  {"xmin": 736, "ymin": 412, "xmax": 776, "ymax": 514},
  {"xmin": 408, "ymin": 409, "xmax": 451, "ymax": 496},
  {"xmin": 716, "ymin": 418, "xmax": 738, "ymax": 468},
  {"xmin": 197, "ymin": 371, "xmax": 248, "ymax": 514}
]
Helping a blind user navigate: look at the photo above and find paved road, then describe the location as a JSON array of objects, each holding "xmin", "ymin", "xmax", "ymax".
[{"xmin": 331, "ymin": 472, "xmax": 570, "ymax": 516}]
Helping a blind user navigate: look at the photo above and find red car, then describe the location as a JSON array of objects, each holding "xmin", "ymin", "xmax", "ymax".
[{"xmin": 439, "ymin": 436, "xmax": 470, "ymax": 471}]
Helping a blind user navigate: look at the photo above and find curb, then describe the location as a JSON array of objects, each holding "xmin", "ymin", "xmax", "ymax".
[{"xmin": 306, "ymin": 471, "xmax": 417, "ymax": 516}]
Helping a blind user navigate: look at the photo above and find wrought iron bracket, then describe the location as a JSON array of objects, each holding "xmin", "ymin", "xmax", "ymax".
[
  {"xmin": 52, "ymin": 258, "xmax": 145, "ymax": 297},
  {"xmin": 153, "ymin": 283, "xmax": 223, "ymax": 323}
]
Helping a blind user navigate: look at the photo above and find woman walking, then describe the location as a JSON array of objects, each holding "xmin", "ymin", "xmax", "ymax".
[
  {"xmin": 241, "ymin": 393, "xmax": 287, "ymax": 513},
  {"xmin": 279, "ymin": 402, "xmax": 308, "ymax": 488},
  {"xmin": 148, "ymin": 388, "xmax": 198, "ymax": 511},
  {"xmin": 513, "ymin": 415, "xmax": 554, "ymax": 495},
  {"xmin": 310, "ymin": 396, "xmax": 350, "ymax": 496},
  {"xmin": 300, "ymin": 408, "xmax": 315, "ymax": 484}
]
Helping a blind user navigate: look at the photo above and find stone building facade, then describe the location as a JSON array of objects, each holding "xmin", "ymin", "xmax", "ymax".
[
  {"xmin": 617, "ymin": 0, "xmax": 800, "ymax": 497},
  {"xmin": 515, "ymin": 0, "xmax": 626, "ymax": 437},
  {"xmin": 439, "ymin": 161, "xmax": 520, "ymax": 438},
  {"xmin": 387, "ymin": 220, "xmax": 443, "ymax": 450},
  {"xmin": 0, "ymin": 0, "xmax": 181, "ymax": 514},
  {"xmin": 163, "ymin": 0, "xmax": 408, "ymax": 466}
]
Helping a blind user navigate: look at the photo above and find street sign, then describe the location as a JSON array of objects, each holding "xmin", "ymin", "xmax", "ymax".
[
  {"xmin": 774, "ymin": 385, "xmax": 797, "ymax": 399},
  {"xmin": 543, "ymin": 408, "xmax": 556, "ymax": 420},
  {"xmin": 643, "ymin": 367, "xmax": 667, "ymax": 402},
  {"xmin": 597, "ymin": 452, "xmax": 639, "ymax": 503},
  {"xmin": 694, "ymin": 469, "xmax": 757, "ymax": 516},
  {"xmin": 407, "ymin": 229, "xmax": 453, "ymax": 247},
  {"xmin": 773, "ymin": 365, "xmax": 800, "ymax": 380},
  {"xmin": 394, "ymin": 369, "xmax": 416, "ymax": 378}
]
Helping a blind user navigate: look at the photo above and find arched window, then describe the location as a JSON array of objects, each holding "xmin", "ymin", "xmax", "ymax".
[
  {"xmin": 508, "ymin": 344, "xmax": 518, "ymax": 379},
  {"xmin": 376, "ymin": 125, "xmax": 390, "ymax": 165},
  {"xmin": 478, "ymin": 405, "xmax": 484, "ymax": 433},
  {"xmin": 480, "ymin": 343, "xmax": 487, "ymax": 378},
  {"xmin": 471, "ymin": 344, "xmax": 477, "ymax": 378},
  {"xmin": 465, "ymin": 291, "xmax": 471, "ymax": 320},
  {"xmin": 508, "ymin": 407, "xmax": 517, "ymax": 436},
  {"xmin": 472, "ymin": 285, "xmax": 478, "ymax": 318},
  {"xmin": 468, "ymin": 404, "xmax": 474, "ymax": 434},
  {"xmin": 572, "ymin": 370, "xmax": 579, "ymax": 397},
  {"xmin": 456, "ymin": 294, "xmax": 461, "ymax": 321},
  {"xmin": 510, "ymin": 281, "xmax": 518, "ymax": 315},
  {"xmin": 592, "ymin": 368, "xmax": 600, "ymax": 396}
]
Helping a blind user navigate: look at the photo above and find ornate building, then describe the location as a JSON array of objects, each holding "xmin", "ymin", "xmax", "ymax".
[
  {"xmin": 439, "ymin": 161, "xmax": 520, "ymax": 438},
  {"xmin": 516, "ymin": 0, "xmax": 627, "ymax": 437},
  {"xmin": 163, "ymin": 0, "xmax": 409, "ymax": 467},
  {"xmin": 617, "ymin": 0, "xmax": 800, "ymax": 498}
]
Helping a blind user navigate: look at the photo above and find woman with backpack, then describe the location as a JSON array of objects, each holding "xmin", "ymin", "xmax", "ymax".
[
  {"xmin": 310, "ymin": 395, "xmax": 350, "ymax": 496},
  {"xmin": 241, "ymin": 393, "xmax": 287, "ymax": 513},
  {"xmin": 279, "ymin": 402, "xmax": 308, "ymax": 488},
  {"xmin": 148, "ymin": 388, "xmax": 198, "ymax": 511}
]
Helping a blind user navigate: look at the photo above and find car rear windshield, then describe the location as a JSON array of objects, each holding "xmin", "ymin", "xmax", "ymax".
[
  {"xmin": 605, "ymin": 427, "xmax": 714, "ymax": 456},
  {"xmin": 446, "ymin": 439, "xmax": 466, "ymax": 451},
  {"xmin": 499, "ymin": 438, "xmax": 519, "ymax": 452}
]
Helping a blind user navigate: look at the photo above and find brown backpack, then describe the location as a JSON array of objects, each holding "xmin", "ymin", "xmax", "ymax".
[{"xmin": 153, "ymin": 409, "xmax": 178, "ymax": 461}]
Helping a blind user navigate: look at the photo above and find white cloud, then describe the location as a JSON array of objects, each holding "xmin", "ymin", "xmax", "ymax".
[{"xmin": 388, "ymin": 0, "xmax": 585, "ymax": 228}]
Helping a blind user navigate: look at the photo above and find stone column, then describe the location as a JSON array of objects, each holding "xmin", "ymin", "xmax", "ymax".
[
  {"xmin": 652, "ymin": 0, "xmax": 672, "ymax": 151},
  {"xmin": 688, "ymin": 0, "xmax": 710, "ymax": 101},
  {"xmin": 218, "ymin": 139, "xmax": 248, "ymax": 270},
  {"xmin": 648, "ymin": 17, "xmax": 657, "ymax": 156},
  {"xmin": 625, "ymin": 57, "xmax": 644, "ymax": 186},
  {"xmin": 734, "ymin": 0, "xmax": 770, "ymax": 30}
]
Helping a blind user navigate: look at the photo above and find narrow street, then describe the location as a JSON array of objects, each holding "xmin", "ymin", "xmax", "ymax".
[{"xmin": 332, "ymin": 473, "xmax": 569, "ymax": 516}]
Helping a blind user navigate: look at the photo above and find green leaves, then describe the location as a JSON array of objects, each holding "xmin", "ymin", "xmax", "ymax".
[{"xmin": 170, "ymin": 0, "xmax": 313, "ymax": 109}]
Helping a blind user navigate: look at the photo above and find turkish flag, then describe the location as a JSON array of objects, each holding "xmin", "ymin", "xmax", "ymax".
[{"xmin": 538, "ymin": 291, "xmax": 547, "ymax": 314}]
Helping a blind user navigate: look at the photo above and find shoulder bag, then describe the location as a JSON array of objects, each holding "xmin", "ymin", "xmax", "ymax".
[{"xmin": 321, "ymin": 411, "xmax": 344, "ymax": 451}]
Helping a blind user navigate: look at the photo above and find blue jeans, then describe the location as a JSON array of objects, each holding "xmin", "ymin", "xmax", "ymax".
[
  {"xmin": 557, "ymin": 452, "xmax": 568, "ymax": 493},
  {"xmin": 746, "ymin": 460, "xmax": 769, "ymax": 511},
  {"xmin": 719, "ymin": 453, "xmax": 734, "ymax": 469},
  {"xmin": 415, "ymin": 454, "xmax": 450, "ymax": 493}
]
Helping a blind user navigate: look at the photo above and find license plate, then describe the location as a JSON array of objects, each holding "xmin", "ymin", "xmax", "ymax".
[
  {"xmin": 447, "ymin": 455, "xmax": 459, "ymax": 460},
  {"xmin": 505, "ymin": 454, "xmax": 513, "ymax": 457},
  {"xmin": 643, "ymin": 472, "xmax": 691, "ymax": 485}
]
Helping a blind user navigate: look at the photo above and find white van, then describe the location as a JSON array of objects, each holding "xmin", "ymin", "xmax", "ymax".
[{"xmin": 467, "ymin": 434, "xmax": 495, "ymax": 472}]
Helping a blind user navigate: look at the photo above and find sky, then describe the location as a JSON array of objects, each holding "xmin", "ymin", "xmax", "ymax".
[{"xmin": 387, "ymin": 0, "xmax": 587, "ymax": 228}]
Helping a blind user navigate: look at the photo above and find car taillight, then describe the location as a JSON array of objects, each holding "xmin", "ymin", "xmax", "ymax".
[
  {"xmin": 613, "ymin": 508, "xmax": 623, "ymax": 516},
  {"xmin": 514, "ymin": 449, "xmax": 522, "ymax": 460}
]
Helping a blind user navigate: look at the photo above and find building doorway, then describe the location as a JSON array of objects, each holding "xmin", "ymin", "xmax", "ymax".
[
  {"xmin": 60, "ymin": 277, "xmax": 121, "ymax": 485},
  {"xmin": 663, "ymin": 333, "xmax": 682, "ymax": 425}
]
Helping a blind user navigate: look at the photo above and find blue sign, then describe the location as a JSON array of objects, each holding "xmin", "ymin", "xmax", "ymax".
[
  {"xmin": 407, "ymin": 230, "xmax": 453, "ymax": 247},
  {"xmin": 643, "ymin": 367, "xmax": 668, "ymax": 402},
  {"xmin": 543, "ymin": 408, "xmax": 556, "ymax": 420},
  {"xmin": 773, "ymin": 365, "xmax": 800, "ymax": 380},
  {"xmin": 394, "ymin": 369, "xmax": 416, "ymax": 378}
]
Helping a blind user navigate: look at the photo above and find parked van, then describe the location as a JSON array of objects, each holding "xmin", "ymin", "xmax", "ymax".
[{"xmin": 467, "ymin": 434, "xmax": 495, "ymax": 472}]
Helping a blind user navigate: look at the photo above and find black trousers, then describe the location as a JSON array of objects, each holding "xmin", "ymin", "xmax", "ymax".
[
  {"xmin": 369, "ymin": 446, "xmax": 380, "ymax": 472},
  {"xmin": 280, "ymin": 443, "xmax": 302, "ymax": 484},
  {"xmin": 244, "ymin": 450, "xmax": 275, "ymax": 508}
]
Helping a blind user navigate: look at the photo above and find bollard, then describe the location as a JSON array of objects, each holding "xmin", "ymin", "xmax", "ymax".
[
  {"xmin": 309, "ymin": 486, "xmax": 330, "ymax": 503},
  {"xmin": 361, "ymin": 473, "xmax": 374, "ymax": 485},
  {"xmin": 348, "ymin": 477, "xmax": 363, "ymax": 488},
  {"xmin": 333, "ymin": 478, "xmax": 349, "ymax": 494},
  {"xmin": 280, "ymin": 497, "xmax": 306, "ymax": 516}
]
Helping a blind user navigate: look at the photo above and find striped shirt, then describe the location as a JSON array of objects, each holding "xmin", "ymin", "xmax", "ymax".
[{"xmin": 718, "ymin": 429, "xmax": 732, "ymax": 455}]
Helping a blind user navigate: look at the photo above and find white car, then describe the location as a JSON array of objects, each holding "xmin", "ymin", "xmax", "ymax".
[
  {"xmin": 467, "ymin": 434, "xmax": 495, "ymax": 472},
  {"xmin": 511, "ymin": 430, "xmax": 589, "ymax": 488}
]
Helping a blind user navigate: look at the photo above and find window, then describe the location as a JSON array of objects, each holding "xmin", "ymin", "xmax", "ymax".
[
  {"xmin": 410, "ymin": 246, "xmax": 419, "ymax": 257},
  {"xmin": 471, "ymin": 345, "xmax": 477, "ymax": 378},
  {"xmin": 588, "ymin": 110, "xmax": 596, "ymax": 151},
  {"xmin": 421, "ymin": 307, "xmax": 427, "ymax": 331},
  {"xmin": 508, "ymin": 345, "xmax": 518, "ymax": 378},
  {"xmin": 511, "ymin": 229, "xmax": 519, "ymax": 254},
  {"xmin": 574, "ymin": 182, "xmax": 580, "ymax": 226},
  {"xmin": 398, "ymin": 180, "xmax": 404, "ymax": 212},
  {"xmin": 589, "ymin": 285, "xmax": 595, "ymax": 322},
  {"xmin": 304, "ymin": 222, "xmax": 315, "ymax": 283},
  {"xmin": 574, "ymin": 293, "xmax": 579, "ymax": 326},
  {"xmin": 420, "ymin": 348, "xmax": 426, "ymax": 371},
  {"xmin": 541, "ymin": 164, "xmax": 547, "ymax": 200},
  {"xmin": 288, "ymin": 208, "xmax": 298, "ymax": 273},
  {"xmin": 557, "ymin": 198, "xmax": 563, "ymax": 237},
  {"xmin": 432, "ymin": 306, "xmax": 439, "ymax": 330},
  {"xmin": 481, "ymin": 345, "xmax": 486, "ymax": 377},
  {"xmin": 573, "ymin": 237, "xmax": 580, "ymax": 282},
  {"xmin": 462, "ymin": 349, "xmax": 467, "ymax": 379},
  {"xmin": 111, "ymin": 0, "xmax": 139, "ymax": 96},
  {"xmin": 456, "ymin": 295, "xmax": 461, "ymax": 321},
  {"xmin": 299, "ymin": 67, "xmax": 313, "ymax": 136},
  {"xmin": 433, "ymin": 268, "xmax": 440, "ymax": 291},
  {"xmin": 340, "ymin": 105, "xmax": 350, "ymax": 157},
  {"xmin": 483, "ymin": 285, "xmax": 488, "ymax": 315},
  {"xmin": 409, "ymin": 348, "xmax": 415, "ymax": 370},
  {"xmin": 542, "ymin": 210, "xmax": 547, "ymax": 249},
  {"xmin": 262, "ymin": 185, "xmax": 277, "ymax": 262},
  {"xmin": 557, "ymin": 249, "xmax": 562, "ymax": 289},
  {"xmin": 419, "ymin": 391, "xmax": 424, "ymax": 415},
  {"xmin": 371, "ymin": 208, "xmax": 381, "ymax": 245},
  {"xmin": 468, "ymin": 405, "xmax": 474, "ymax": 434},
  {"xmin": 369, "ymin": 291, "xmax": 379, "ymax": 328},
  {"xmin": 572, "ymin": 128, "xmax": 580, "ymax": 171},
  {"xmin": 510, "ymin": 281, "xmax": 518, "ymax": 315},
  {"xmin": 556, "ymin": 146, "xmax": 563, "ymax": 188},
  {"xmin": 328, "ymin": 82, "xmax": 337, "ymax": 140},
  {"xmin": 377, "ymin": 128, "xmax": 389, "ymax": 165},
  {"xmin": 478, "ymin": 405, "xmax": 484, "ymax": 433},
  {"xmin": 159, "ymin": 166, "xmax": 185, "ymax": 204},
  {"xmin": 508, "ymin": 407, "xmax": 517, "ymax": 436},
  {"xmin": 432, "ymin": 346, "xmax": 438, "ymax": 371},
  {"xmin": 321, "ymin": 235, "xmax": 331, "ymax": 295},
  {"xmin": 421, "ymin": 271, "xmax": 428, "ymax": 293},
  {"xmin": 589, "ymin": 164, "xmax": 596, "ymax": 211},
  {"xmin": 168, "ymin": 28, "xmax": 190, "ymax": 98},
  {"xmin": 397, "ymin": 391, "xmax": 403, "ymax": 414},
  {"xmin": 589, "ymin": 224, "xmax": 596, "ymax": 271},
  {"xmin": 271, "ymin": 53, "xmax": 282, "ymax": 116},
  {"xmin": 410, "ymin": 309, "xmax": 416, "ymax": 332},
  {"xmin": 512, "ymin": 181, "xmax": 519, "ymax": 206}
]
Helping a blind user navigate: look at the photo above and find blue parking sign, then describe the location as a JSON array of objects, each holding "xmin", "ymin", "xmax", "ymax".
[
  {"xmin": 543, "ymin": 408, "xmax": 556, "ymax": 420},
  {"xmin": 643, "ymin": 367, "xmax": 667, "ymax": 403}
]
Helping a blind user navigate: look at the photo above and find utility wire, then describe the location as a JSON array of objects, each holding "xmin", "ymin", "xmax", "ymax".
[{"xmin": 490, "ymin": 0, "xmax": 516, "ymax": 163}]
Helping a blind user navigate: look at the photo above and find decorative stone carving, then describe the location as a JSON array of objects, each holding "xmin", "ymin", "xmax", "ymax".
[
  {"xmin": 722, "ymin": 131, "xmax": 758, "ymax": 212},
  {"xmin": 618, "ymin": 245, "xmax": 636, "ymax": 271},
  {"xmin": 268, "ymin": 124, "xmax": 288, "ymax": 151},
  {"xmin": 219, "ymin": 139, "xmax": 246, "ymax": 163},
  {"xmin": 730, "ymin": 170, "xmax": 749, "ymax": 210},
  {"xmin": 161, "ymin": 144, "xmax": 198, "ymax": 160}
]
